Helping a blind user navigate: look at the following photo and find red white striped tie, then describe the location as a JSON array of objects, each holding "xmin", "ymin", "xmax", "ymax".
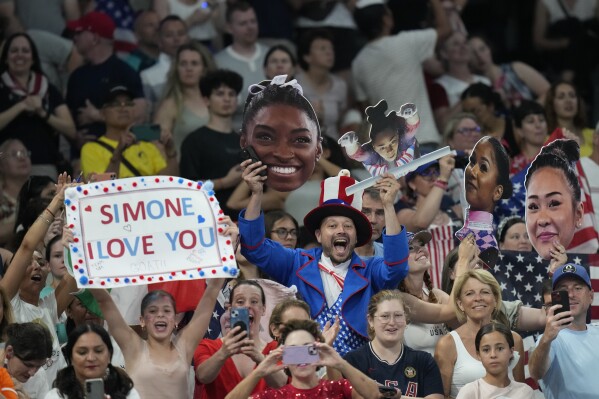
[{"xmin": 318, "ymin": 263, "xmax": 345, "ymax": 289}]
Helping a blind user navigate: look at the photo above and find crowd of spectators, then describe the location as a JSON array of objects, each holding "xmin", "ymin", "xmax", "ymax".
[{"xmin": 0, "ymin": 0, "xmax": 598, "ymax": 398}]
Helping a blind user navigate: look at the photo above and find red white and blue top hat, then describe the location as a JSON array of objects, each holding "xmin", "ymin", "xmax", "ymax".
[{"xmin": 303, "ymin": 170, "xmax": 372, "ymax": 247}]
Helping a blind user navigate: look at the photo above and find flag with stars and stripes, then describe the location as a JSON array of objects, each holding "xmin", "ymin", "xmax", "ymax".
[
  {"xmin": 493, "ymin": 250, "xmax": 599, "ymax": 393},
  {"xmin": 494, "ymin": 251, "xmax": 599, "ymax": 322},
  {"xmin": 94, "ymin": 0, "xmax": 137, "ymax": 54}
]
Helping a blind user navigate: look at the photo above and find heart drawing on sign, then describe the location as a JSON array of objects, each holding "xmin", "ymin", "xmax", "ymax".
[
  {"xmin": 197, "ymin": 215, "xmax": 206, "ymax": 223},
  {"xmin": 84, "ymin": 205, "xmax": 92, "ymax": 212},
  {"xmin": 123, "ymin": 224, "xmax": 132, "ymax": 232}
]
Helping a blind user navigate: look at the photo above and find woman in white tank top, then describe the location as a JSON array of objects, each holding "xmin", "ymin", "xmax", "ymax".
[
  {"xmin": 434, "ymin": 268, "xmax": 525, "ymax": 398},
  {"xmin": 399, "ymin": 231, "xmax": 449, "ymax": 355}
]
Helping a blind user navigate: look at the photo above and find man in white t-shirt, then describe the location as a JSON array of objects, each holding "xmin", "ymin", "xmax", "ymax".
[{"xmin": 352, "ymin": 0, "xmax": 451, "ymax": 150}]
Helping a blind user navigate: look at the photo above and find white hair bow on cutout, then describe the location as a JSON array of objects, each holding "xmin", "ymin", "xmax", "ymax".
[{"xmin": 248, "ymin": 74, "xmax": 303, "ymax": 97}]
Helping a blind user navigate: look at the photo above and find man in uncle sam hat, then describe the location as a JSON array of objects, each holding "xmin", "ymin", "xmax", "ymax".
[
  {"xmin": 239, "ymin": 166, "xmax": 409, "ymax": 356},
  {"xmin": 529, "ymin": 263, "xmax": 599, "ymax": 399}
]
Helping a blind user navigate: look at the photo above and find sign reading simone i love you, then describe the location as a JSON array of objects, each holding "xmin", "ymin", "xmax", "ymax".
[{"xmin": 65, "ymin": 176, "xmax": 238, "ymax": 288}]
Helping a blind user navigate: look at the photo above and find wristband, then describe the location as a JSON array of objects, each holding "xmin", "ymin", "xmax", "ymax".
[
  {"xmin": 44, "ymin": 208, "xmax": 56, "ymax": 218},
  {"xmin": 434, "ymin": 180, "xmax": 448, "ymax": 190}
]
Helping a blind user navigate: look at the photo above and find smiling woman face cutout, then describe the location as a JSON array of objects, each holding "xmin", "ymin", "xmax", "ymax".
[
  {"xmin": 241, "ymin": 76, "xmax": 323, "ymax": 192},
  {"xmin": 524, "ymin": 139, "xmax": 584, "ymax": 259},
  {"xmin": 241, "ymin": 99, "xmax": 322, "ymax": 192}
]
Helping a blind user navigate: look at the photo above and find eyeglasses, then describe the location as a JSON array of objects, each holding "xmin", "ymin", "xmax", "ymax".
[
  {"xmin": 417, "ymin": 168, "xmax": 439, "ymax": 182},
  {"xmin": 103, "ymin": 100, "xmax": 134, "ymax": 108},
  {"xmin": 272, "ymin": 228, "xmax": 298, "ymax": 239},
  {"xmin": 1, "ymin": 150, "xmax": 31, "ymax": 160},
  {"xmin": 456, "ymin": 126, "xmax": 481, "ymax": 136},
  {"xmin": 374, "ymin": 313, "xmax": 405, "ymax": 323}
]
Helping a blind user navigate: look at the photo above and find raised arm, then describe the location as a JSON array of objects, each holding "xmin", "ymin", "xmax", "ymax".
[
  {"xmin": 517, "ymin": 306, "xmax": 546, "ymax": 331},
  {"xmin": 240, "ymin": 159, "xmax": 268, "ymax": 221},
  {"xmin": 0, "ymin": 173, "xmax": 69, "ymax": 301},
  {"xmin": 374, "ymin": 173, "xmax": 401, "ymax": 236},
  {"xmin": 195, "ymin": 327, "xmax": 250, "ymax": 384},
  {"xmin": 528, "ymin": 305, "xmax": 572, "ymax": 381},
  {"xmin": 178, "ymin": 278, "xmax": 224, "ymax": 360},
  {"xmin": 397, "ymin": 155, "xmax": 455, "ymax": 232},
  {"xmin": 431, "ymin": 0, "xmax": 452, "ymax": 42},
  {"xmin": 88, "ymin": 288, "xmax": 142, "ymax": 361},
  {"xmin": 224, "ymin": 348, "xmax": 285, "ymax": 399},
  {"xmin": 405, "ymin": 235, "xmax": 477, "ymax": 326},
  {"xmin": 315, "ymin": 343, "xmax": 379, "ymax": 399}
]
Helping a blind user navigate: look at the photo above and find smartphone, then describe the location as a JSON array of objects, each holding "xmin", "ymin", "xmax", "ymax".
[
  {"xmin": 240, "ymin": 146, "xmax": 267, "ymax": 177},
  {"xmin": 89, "ymin": 172, "xmax": 116, "ymax": 182},
  {"xmin": 378, "ymin": 385, "xmax": 397, "ymax": 397},
  {"xmin": 282, "ymin": 344, "xmax": 320, "ymax": 365},
  {"xmin": 85, "ymin": 378, "xmax": 105, "ymax": 399},
  {"xmin": 230, "ymin": 307, "xmax": 250, "ymax": 336},
  {"xmin": 551, "ymin": 290, "xmax": 570, "ymax": 314},
  {"xmin": 130, "ymin": 124, "xmax": 161, "ymax": 142}
]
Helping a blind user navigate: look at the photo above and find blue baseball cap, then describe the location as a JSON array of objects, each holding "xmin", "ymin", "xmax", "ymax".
[
  {"xmin": 552, "ymin": 263, "xmax": 591, "ymax": 290},
  {"xmin": 405, "ymin": 161, "xmax": 439, "ymax": 182}
]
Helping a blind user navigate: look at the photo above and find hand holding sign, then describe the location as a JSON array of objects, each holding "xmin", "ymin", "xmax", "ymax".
[{"xmin": 65, "ymin": 176, "xmax": 238, "ymax": 288}]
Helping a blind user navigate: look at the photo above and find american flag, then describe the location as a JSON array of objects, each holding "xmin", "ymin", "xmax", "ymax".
[
  {"xmin": 94, "ymin": 0, "xmax": 137, "ymax": 54},
  {"xmin": 491, "ymin": 250, "xmax": 599, "ymax": 393}
]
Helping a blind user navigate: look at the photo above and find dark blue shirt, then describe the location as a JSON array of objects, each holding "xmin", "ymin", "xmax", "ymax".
[
  {"xmin": 66, "ymin": 55, "xmax": 143, "ymax": 139},
  {"xmin": 344, "ymin": 342, "xmax": 444, "ymax": 397}
]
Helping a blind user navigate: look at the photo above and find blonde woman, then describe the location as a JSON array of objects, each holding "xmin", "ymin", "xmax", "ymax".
[
  {"xmin": 434, "ymin": 269, "xmax": 525, "ymax": 398},
  {"xmin": 154, "ymin": 42, "xmax": 215, "ymax": 152}
]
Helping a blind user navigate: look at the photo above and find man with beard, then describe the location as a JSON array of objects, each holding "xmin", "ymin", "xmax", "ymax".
[{"xmin": 239, "ymin": 168, "xmax": 409, "ymax": 355}]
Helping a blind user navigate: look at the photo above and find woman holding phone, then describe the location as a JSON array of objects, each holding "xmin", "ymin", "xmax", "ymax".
[
  {"xmin": 46, "ymin": 324, "xmax": 140, "ymax": 399},
  {"xmin": 456, "ymin": 323, "xmax": 534, "ymax": 399},
  {"xmin": 225, "ymin": 319, "xmax": 379, "ymax": 399},
  {"xmin": 194, "ymin": 280, "xmax": 287, "ymax": 399}
]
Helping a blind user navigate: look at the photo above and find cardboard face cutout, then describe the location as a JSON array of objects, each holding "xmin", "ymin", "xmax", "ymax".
[
  {"xmin": 524, "ymin": 139, "xmax": 585, "ymax": 259},
  {"xmin": 338, "ymin": 100, "xmax": 419, "ymax": 177},
  {"xmin": 240, "ymin": 75, "xmax": 323, "ymax": 192},
  {"xmin": 455, "ymin": 137, "xmax": 512, "ymax": 263}
]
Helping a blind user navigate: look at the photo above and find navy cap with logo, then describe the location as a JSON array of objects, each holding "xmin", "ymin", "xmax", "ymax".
[{"xmin": 552, "ymin": 263, "xmax": 592, "ymax": 290}]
